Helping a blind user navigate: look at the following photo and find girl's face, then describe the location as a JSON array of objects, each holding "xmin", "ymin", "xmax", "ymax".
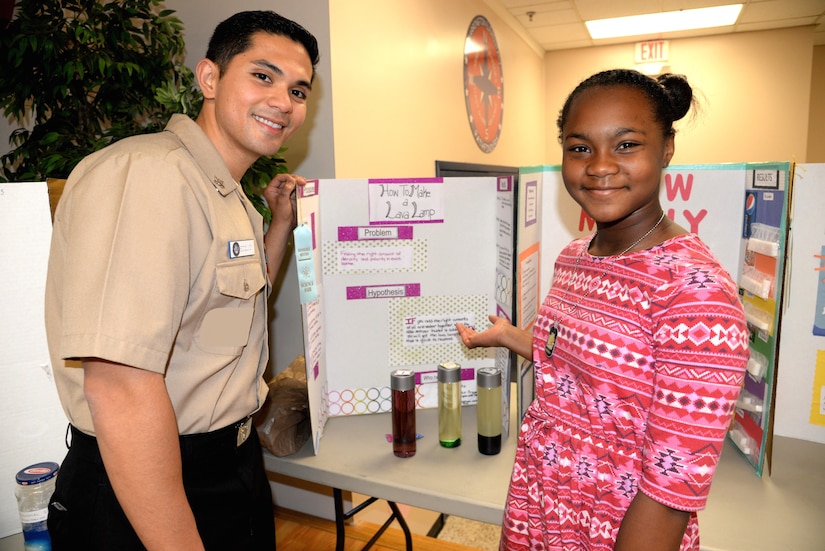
[{"xmin": 560, "ymin": 85, "xmax": 674, "ymax": 226}]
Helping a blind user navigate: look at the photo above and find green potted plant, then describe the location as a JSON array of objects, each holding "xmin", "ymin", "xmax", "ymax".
[{"xmin": 0, "ymin": 0, "xmax": 285, "ymax": 221}]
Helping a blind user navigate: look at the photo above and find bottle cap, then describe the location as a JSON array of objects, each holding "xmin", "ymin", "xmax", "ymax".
[
  {"xmin": 438, "ymin": 361, "xmax": 461, "ymax": 383},
  {"xmin": 15, "ymin": 462, "xmax": 59, "ymax": 486},
  {"xmin": 390, "ymin": 369, "xmax": 415, "ymax": 391},
  {"xmin": 477, "ymin": 367, "xmax": 502, "ymax": 388}
]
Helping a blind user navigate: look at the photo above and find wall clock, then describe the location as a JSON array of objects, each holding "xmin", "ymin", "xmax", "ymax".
[{"xmin": 463, "ymin": 15, "xmax": 503, "ymax": 153}]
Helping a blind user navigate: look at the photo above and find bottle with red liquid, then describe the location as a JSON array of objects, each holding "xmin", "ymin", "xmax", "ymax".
[{"xmin": 390, "ymin": 369, "xmax": 416, "ymax": 458}]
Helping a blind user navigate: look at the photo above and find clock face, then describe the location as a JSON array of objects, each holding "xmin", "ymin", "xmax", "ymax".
[{"xmin": 463, "ymin": 16, "xmax": 503, "ymax": 153}]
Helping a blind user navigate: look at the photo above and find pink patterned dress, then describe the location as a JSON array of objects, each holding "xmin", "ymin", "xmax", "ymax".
[{"xmin": 500, "ymin": 234, "xmax": 749, "ymax": 550}]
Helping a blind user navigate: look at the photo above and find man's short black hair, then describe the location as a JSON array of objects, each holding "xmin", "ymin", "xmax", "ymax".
[{"xmin": 206, "ymin": 11, "xmax": 320, "ymax": 80}]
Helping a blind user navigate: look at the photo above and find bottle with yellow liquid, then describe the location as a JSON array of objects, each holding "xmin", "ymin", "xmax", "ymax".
[{"xmin": 438, "ymin": 361, "xmax": 462, "ymax": 448}]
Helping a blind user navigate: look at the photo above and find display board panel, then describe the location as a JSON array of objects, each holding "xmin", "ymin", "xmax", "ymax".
[{"xmin": 296, "ymin": 177, "xmax": 514, "ymax": 453}]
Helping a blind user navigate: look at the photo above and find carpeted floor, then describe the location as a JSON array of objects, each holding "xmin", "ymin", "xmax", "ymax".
[{"xmin": 436, "ymin": 515, "xmax": 501, "ymax": 551}]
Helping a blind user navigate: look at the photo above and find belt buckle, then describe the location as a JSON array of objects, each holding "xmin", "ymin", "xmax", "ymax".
[{"xmin": 236, "ymin": 417, "xmax": 253, "ymax": 447}]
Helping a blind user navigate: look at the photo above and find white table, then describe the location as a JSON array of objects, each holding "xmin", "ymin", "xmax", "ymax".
[
  {"xmin": 263, "ymin": 403, "xmax": 516, "ymax": 525},
  {"xmin": 698, "ymin": 436, "xmax": 825, "ymax": 551},
  {"xmin": 264, "ymin": 402, "xmax": 825, "ymax": 551}
]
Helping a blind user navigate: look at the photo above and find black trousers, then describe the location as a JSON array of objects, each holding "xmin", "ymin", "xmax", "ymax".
[{"xmin": 47, "ymin": 421, "xmax": 276, "ymax": 550}]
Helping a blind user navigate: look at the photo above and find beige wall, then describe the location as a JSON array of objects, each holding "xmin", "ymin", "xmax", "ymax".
[
  {"xmin": 543, "ymin": 26, "xmax": 815, "ymax": 166},
  {"xmin": 807, "ymin": 45, "xmax": 825, "ymax": 163},
  {"xmin": 328, "ymin": 0, "xmax": 545, "ymax": 178}
]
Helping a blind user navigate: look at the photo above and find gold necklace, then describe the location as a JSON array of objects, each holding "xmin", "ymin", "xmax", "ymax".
[{"xmin": 544, "ymin": 211, "xmax": 666, "ymax": 358}]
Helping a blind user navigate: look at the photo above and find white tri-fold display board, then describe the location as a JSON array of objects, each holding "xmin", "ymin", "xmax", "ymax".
[
  {"xmin": 296, "ymin": 177, "xmax": 515, "ymax": 453},
  {"xmin": 775, "ymin": 164, "xmax": 825, "ymax": 447}
]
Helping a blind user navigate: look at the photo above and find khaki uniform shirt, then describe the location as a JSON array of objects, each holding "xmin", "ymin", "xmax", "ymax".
[{"xmin": 45, "ymin": 114, "xmax": 270, "ymax": 435}]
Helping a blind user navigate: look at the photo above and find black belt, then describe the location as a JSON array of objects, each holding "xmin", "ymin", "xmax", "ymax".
[
  {"xmin": 68, "ymin": 416, "xmax": 254, "ymax": 461},
  {"xmin": 180, "ymin": 416, "xmax": 254, "ymax": 457}
]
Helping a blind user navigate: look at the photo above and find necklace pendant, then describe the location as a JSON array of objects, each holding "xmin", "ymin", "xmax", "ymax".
[{"xmin": 544, "ymin": 324, "xmax": 558, "ymax": 358}]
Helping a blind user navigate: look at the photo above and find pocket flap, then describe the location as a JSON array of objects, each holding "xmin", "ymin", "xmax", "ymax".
[{"xmin": 216, "ymin": 260, "xmax": 266, "ymax": 300}]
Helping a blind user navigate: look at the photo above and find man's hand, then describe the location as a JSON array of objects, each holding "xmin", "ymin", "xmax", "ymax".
[
  {"xmin": 263, "ymin": 173, "xmax": 305, "ymax": 230},
  {"xmin": 263, "ymin": 173, "xmax": 307, "ymax": 283}
]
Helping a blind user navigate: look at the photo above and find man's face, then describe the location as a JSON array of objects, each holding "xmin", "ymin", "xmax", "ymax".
[{"xmin": 205, "ymin": 32, "xmax": 313, "ymax": 172}]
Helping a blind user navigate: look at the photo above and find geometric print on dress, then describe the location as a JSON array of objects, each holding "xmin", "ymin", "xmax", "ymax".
[
  {"xmin": 649, "ymin": 252, "xmax": 680, "ymax": 269},
  {"xmin": 652, "ymin": 447, "xmax": 684, "ymax": 477},
  {"xmin": 576, "ymin": 331, "xmax": 651, "ymax": 370},
  {"xmin": 683, "ymin": 266, "xmax": 715, "ymax": 289},
  {"xmin": 657, "ymin": 386, "xmax": 727, "ymax": 414},
  {"xmin": 543, "ymin": 441, "xmax": 560, "ymax": 466},
  {"xmin": 615, "ymin": 470, "xmax": 638, "ymax": 500},
  {"xmin": 576, "ymin": 455, "xmax": 595, "ymax": 479},
  {"xmin": 600, "ymin": 277, "xmax": 651, "ymax": 310},
  {"xmin": 594, "ymin": 394, "xmax": 613, "ymax": 417},
  {"xmin": 678, "ymin": 442, "xmax": 726, "ymax": 497},
  {"xmin": 556, "ymin": 374, "xmax": 576, "ymax": 400},
  {"xmin": 645, "ymin": 439, "xmax": 725, "ymax": 500},
  {"xmin": 655, "ymin": 386, "xmax": 735, "ymax": 417},
  {"xmin": 656, "ymin": 317, "xmax": 749, "ymax": 352}
]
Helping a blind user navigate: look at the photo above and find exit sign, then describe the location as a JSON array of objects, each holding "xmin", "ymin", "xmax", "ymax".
[{"xmin": 635, "ymin": 40, "xmax": 669, "ymax": 63}]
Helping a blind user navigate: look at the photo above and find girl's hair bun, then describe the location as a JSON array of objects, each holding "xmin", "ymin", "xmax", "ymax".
[{"xmin": 657, "ymin": 73, "xmax": 693, "ymax": 122}]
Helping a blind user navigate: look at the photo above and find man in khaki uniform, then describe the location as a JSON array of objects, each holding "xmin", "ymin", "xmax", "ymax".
[{"xmin": 44, "ymin": 11, "xmax": 318, "ymax": 550}]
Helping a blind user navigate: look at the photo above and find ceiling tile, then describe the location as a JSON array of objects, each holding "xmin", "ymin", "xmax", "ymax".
[
  {"xmin": 573, "ymin": 0, "xmax": 668, "ymax": 21},
  {"xmin": 513, "ymin": 8, "xmax": 580, "ymax": 27},
  {"xmin": 739, "ymin": 0, "xmax": 825, "ymax": 23},
  {"xmin": 528, "ymin": 21, "xmax": 591, "ymax": 44},
  {"xmin": 497, "ymin": 0, "xmax": 825, "ymax": 49}
]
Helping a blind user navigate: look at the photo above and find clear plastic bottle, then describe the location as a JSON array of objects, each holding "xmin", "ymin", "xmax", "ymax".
[
  {"xmin": 476, "ymin": 367, "xmax": 502, "ymax": 455},
  {"xmin": 390, "ymin": 369, "xmax": 416, "ymax": 458},
  {"xmin": 438, "ymin": 361, "xmax": 462, "ymax": 448},
  {"xmin": 15, "ymin": 462, "xmax": 59, "ymax": 551}
]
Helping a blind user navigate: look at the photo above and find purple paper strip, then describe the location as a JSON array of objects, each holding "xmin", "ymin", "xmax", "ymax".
[
  {"xmin": 346, "ymin": 283, "xmax": 421, "ymax": 300},
  {"xmin": 368, "ymin": 178, "xmax": 444, "ymax": 184},
  {"xmin": 337, "ymin": 226, "xmax": 414, "ymax": 241},
  {"xmin": 414, "ymin": 367, "xmax": 475, "ymax": 385}
]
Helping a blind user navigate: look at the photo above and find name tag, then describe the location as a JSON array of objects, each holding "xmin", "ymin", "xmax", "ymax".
[{"xmin": 228, "ymin": 239, "xmax": 255, "ymax": 259}]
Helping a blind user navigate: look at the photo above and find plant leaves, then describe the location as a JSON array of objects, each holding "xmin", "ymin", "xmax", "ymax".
[{"xmin": 0, "ymin": 0, "xmax": 287, "ymax": 220}]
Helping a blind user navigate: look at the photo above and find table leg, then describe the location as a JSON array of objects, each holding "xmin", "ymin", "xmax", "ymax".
[
  {"xmin": 387, "ymin": 500, "xmax": 413, "ymax": 551},
  {"xmin": 334, "ymin": 487, "xmax": 346, "ymax": 551},
  {"xmin": 332, "ymin": 488, "xmax": 414, "ymax": 551}
]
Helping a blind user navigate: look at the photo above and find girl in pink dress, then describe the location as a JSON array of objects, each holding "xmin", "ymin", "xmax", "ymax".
[{"xmin": 457, "ymin": 69, "xmax": 749, "ymax": 550}]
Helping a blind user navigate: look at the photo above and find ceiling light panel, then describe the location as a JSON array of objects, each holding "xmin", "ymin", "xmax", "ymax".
[{"xmin": 585, "ymin": 4, "xmax": 743, "ymax": 39}]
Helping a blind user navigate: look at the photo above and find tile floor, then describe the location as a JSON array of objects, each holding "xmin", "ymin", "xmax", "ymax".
[
  {"xmin": 350, "ymin": 491, "xmax": 441, "ymax": 535},
  {"xmin": 350, "ymin": 492, "xmax": 501, "ymax": 549}
]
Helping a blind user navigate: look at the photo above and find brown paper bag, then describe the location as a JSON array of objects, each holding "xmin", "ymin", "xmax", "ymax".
[{"xmin": 253, "ymin": 355, "xmax": 311, "ymax": 457}]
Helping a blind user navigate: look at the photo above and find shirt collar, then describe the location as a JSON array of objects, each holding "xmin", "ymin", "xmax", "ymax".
[{"xmin": 164, "ymin": 114, "xmax": 237, "ymax": 198}]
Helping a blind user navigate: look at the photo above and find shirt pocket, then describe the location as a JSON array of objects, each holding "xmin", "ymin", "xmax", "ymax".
[
  {"xmin": 197, "ymin": 260, "xmax": 266, "ymax": 355},
  {"xmin": 215, "ymin": 259, "xmax": 266, "ymax": 300}
]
